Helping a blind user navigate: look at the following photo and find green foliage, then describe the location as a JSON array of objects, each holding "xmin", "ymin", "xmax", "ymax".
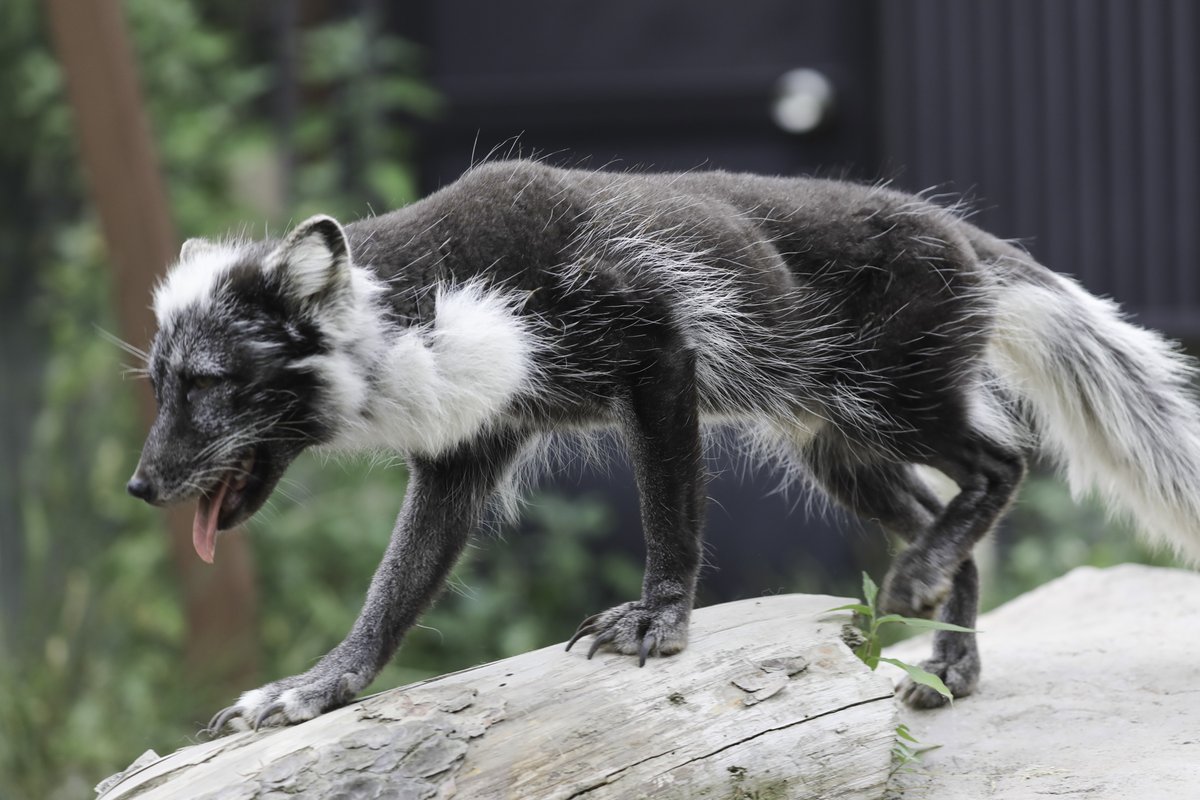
[
  {"xmin": 291, "ymin": 15, "xmax": 441, "ymax": 218},
  {"xmin": 985, "ymin": 472, "xmax": 1179, "ymax": 610},
  {"xmin": 2, "ymin": 220, "xmax": 188, "ymax": 799},
  {"xmin": 0, "ymin": 2, "xmax": 632, "ymax": 798},
  {"xmin": 833, "ymin": 573, "xmax": 974, "ymax": 702},
  {"xmin": 127, "ymin": 0, "xmax": 271, "ymax": 233},
  {"xmin": 250, "ymin": 463, "xmax": 641, "ymax": 691},
  {"xmin": 890, "ymin": 723, "xmax": 920, "ymax": 776},
  {"xmin": 888, "ymin": 722, "xmax": 940, "ymax": 783},
  {"xmin": 0, "ymin": 2, "xmax": 281, "ymax": 795}
]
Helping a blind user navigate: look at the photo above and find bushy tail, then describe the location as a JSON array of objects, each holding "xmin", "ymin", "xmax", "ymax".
[{"xmin": 987, "ymin": 260, "xmax": 1200, "ymax": 564}]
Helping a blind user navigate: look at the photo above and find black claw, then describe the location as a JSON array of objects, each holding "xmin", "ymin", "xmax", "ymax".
[
  {"xmin": 586, "ymin": 631, "xmax": 615, "ymax": 659},
  {"xmin": 575, "ymin": 612, "xmax": 604, "ymax": 630},
  {"xmin": 253, "ymin": 701, "xmax": 286, "ymax": 731},
  {"xmin": 565, "ymin": 625, "xmax": 598, "ymax": 652},
  {"xmin": 565, "ymin": 612, "xmax": 605, "ymax": 651},
  {"xmin": 638, "ymin": 633, "xmax": 657, "ymax": 667},
  {"xmin": 206, "ymin": 705, "xmax": 242, "ymax": 736}
]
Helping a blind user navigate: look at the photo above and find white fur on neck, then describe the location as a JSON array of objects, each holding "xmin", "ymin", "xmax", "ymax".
[{"xmin": 318, "ymin": 280, "xmax": 540, "ymax": 457}]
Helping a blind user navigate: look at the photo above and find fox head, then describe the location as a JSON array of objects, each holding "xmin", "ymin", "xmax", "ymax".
[{"xmin": 128, "ymin": 215, "xmax": 361, "ymax": 562}]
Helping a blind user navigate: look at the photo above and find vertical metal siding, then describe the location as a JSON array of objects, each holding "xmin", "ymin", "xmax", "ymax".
[
  {"xmin": 1171, "ymin": 0, "xmax": 1200, "ymax": 311},
  {"xmin": 881, "ymin": 0, "xmax": 1200, "ymax": 337}
]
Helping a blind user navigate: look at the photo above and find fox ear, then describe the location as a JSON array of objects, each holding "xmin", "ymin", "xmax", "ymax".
[
  {"xmin": 180, "ymin": 237, "xmax": 216, "ymax": 261},
  {"xmin": 269, "ymin": 215, "xmax": 350, "ymax": 305}
]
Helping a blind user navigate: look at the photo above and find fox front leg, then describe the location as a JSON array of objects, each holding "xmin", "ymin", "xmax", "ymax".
[
  {"xmin": 206, "ymin": 433, "xmax": 526, "ymax": 734},
  {"xmin": 567, "ymin": 348, "xmax": 705, "ymax": 664}
]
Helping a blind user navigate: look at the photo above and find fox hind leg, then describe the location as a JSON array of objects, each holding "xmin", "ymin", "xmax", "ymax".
[
  {"xmin": 804, "ymin": 444, "xmax": 997, "ymax": 707},
  {"xmin": 885, "ymin": 432, "xmax": 1022, "ymax": 707},
  {"xmin": 880, "ymin": 432, "xmax": 1024, "ymax": 620},
  {"xmin": 804, "ymin": 452, "xmax": 944, "ymax": 542},
  {"xmin": 896, "ymin": 558, "xmax": 982, "ymax": 708}
]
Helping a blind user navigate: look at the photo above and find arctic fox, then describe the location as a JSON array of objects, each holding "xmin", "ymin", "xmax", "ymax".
[{"xmin": 128, "ymin": 160, "xmax": 1200, "ymax": 731}]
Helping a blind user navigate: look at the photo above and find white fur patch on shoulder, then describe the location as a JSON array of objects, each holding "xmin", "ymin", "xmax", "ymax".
[
  {"xmin": 324, "ymin": 282, "xmax": 542, "ymax": 456},
  {"xmin": 153, "ymin": 241, "xmax": 248, "ymax": 323}
]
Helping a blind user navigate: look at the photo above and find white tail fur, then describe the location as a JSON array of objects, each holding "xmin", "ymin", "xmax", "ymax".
[{"xmin": 988, "ymin": 268, "xmax": 1200, "ymax": 564}]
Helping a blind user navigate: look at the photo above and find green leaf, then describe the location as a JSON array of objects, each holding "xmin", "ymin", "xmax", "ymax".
[
  {"xmin": 895, "ymin": 723, "xmax": 918, "ymax": 743},
  {"xmin": 825, "ymin": 603, "xmax": 874, "ymax": 617},
  {"xmin": 879, "ymin": 657, "xmax": 953, "ymax": 701},
  {"xmin": 884, "ymin": 617, "xmax": 977, "ymax": 633},
  {"xmin": 861, "ymin": 572, "xmax": 879, "ymax": 610},
  {"xmin": 857, "ymin": 637, "xmax": 882, "ymax": 670}
]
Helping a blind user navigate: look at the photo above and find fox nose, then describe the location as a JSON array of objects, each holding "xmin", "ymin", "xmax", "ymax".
[{"xmin": 126, "ymin": 473, "xmax": 158, "ymax": 503}]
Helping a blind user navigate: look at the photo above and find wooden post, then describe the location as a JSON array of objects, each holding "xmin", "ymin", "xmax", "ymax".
[{"xmin": 43, "ymin": 0, "xmax": 260, "ymax": 694}]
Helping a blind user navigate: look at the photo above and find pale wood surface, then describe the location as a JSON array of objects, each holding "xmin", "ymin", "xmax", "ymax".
[
  {"xmin": 884, "ymin": 564, "xmax": 1200, "ymax": 799},
  {"xmin": 97, "ymin": 594, "xmax": 897, "ymax": 800}
]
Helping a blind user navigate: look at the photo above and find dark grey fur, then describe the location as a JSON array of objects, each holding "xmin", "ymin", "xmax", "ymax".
[{"xmin": 129, "ymin": 160, "xmax": 1194, "ymax": 729}]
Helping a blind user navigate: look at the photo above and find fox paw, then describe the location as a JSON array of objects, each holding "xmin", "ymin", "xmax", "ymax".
[
  {"xmin": 897, "ymin": 652, "xmax": 980, "ymax": 709},
  {"xmin": 206, "ymin": 668, "xmax": 370, "ymax": 736},
  {"xmin": 879, "ymin": 552, "xmax": 954, "ymax": 619},
  {"xmin": 565, "ymin": 599, "xmax": 691, "ymax": 666}
]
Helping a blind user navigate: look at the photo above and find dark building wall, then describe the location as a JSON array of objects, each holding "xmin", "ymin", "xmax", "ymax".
[
  {"xmin": 419, "ymin": 0, "xmax": 879, "ymax": 183},
  {"xmin": 401, "ymin": 0, "xmax": 1200, "ymax": 597},
  {"xmin": 880, "ymin": 0, "xmax": 1200, "ymax": 336},
  {"xmin": 411, "ymin": 0, "xmax": 1200, "ymax": 337}
]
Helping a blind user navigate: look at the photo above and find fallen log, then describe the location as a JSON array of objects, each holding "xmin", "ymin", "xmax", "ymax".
[{"xmin": 97, "ymin": 593, "xmax": 897, "ymax": 800}]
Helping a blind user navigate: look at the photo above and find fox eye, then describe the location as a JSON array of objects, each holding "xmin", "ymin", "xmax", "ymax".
[{"xmin": 185, "ymin": 374, "xmax": 223, "ymax": 402}]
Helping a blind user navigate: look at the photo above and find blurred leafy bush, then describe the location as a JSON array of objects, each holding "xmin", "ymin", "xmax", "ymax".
[
  {"xmin": 0, "ymin": 2, "xmax": 629, "ymax": 798},
  {"xmin": 986, "ymin": 472, "xmax": 1179, "ymax": 609}
]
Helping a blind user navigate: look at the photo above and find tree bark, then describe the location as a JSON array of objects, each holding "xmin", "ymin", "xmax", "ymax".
[
  {"xmin": 42, "ymin": 0, "xmax": 260, "ymax": 693},
  {"xmin": 96, "ymin": 594, "xmax": 896, "ymax": 800}
]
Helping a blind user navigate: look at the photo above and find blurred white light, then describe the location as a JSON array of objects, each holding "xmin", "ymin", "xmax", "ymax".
[{"xmin": 772, "ymin": 68, "xmax": 834, "ymax": 134}]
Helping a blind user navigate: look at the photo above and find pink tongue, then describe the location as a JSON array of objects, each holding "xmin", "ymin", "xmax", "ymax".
[{"xmin": 192, "ymin": 476, "xmax": 230, "ymax": 564}]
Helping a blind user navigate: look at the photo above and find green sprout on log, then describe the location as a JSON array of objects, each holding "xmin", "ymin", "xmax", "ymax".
[{"xmin": 831, "ymin": 572, "xmax": 976, "ymax": 702}]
